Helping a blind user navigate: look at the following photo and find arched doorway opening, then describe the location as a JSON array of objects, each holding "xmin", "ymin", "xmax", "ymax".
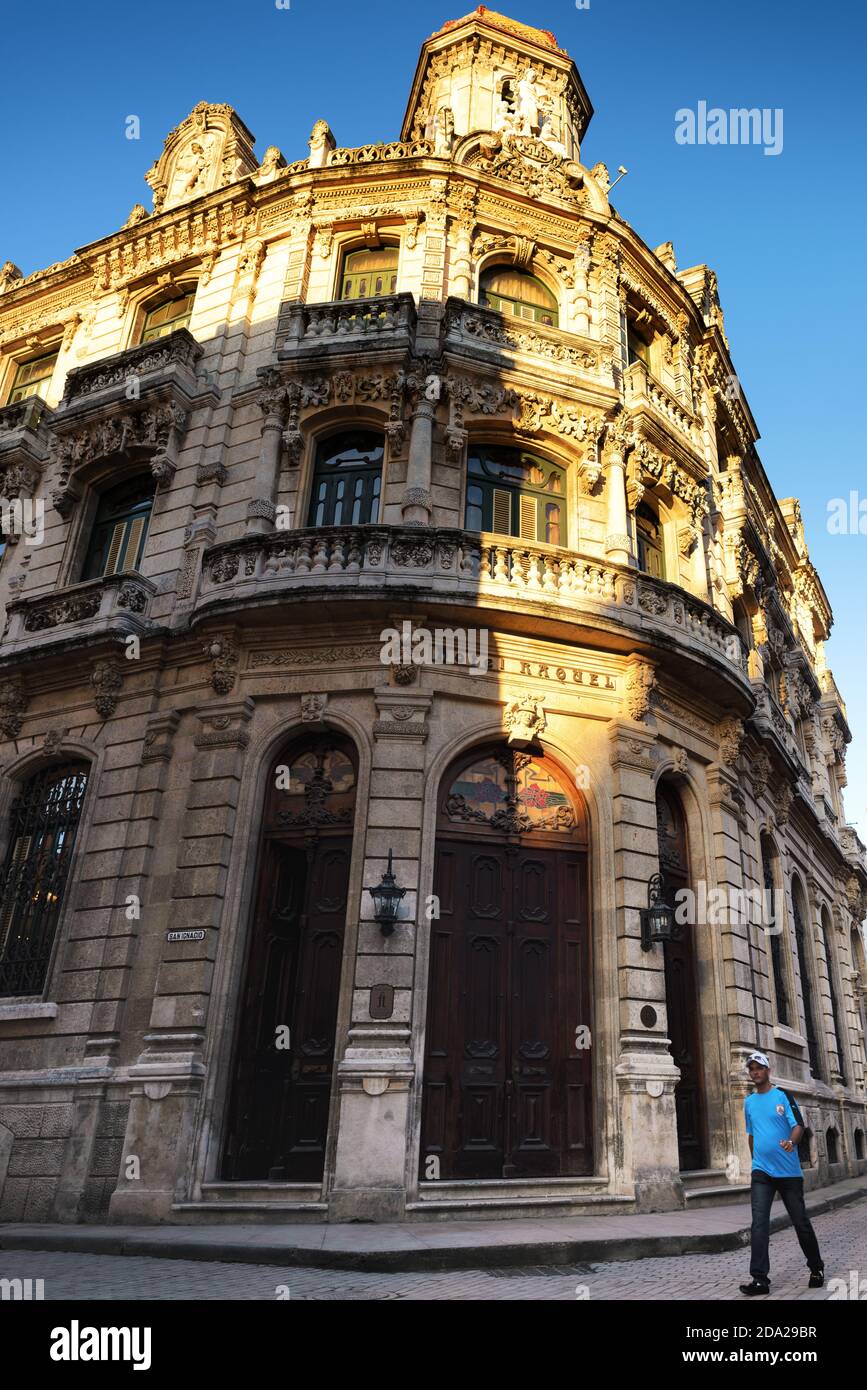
[
  {"xmin": 420, "ymin": 743, "xmax": 591, "ymax": 1180},
  {"xmin": 221, "ymin": 733, "xmax": 357, "ymax": 1181},
  {"xmin": 656, "ymin": 781, "xmax": 707, "ymax": 1171}
]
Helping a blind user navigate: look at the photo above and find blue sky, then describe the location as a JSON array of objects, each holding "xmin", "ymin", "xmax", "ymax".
[{"xmin": 3, "ymin": 0, "xmax": 866, "ymax": 839}]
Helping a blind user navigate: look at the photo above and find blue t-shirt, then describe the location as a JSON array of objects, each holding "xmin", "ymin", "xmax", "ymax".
[{"xmin": 745, "ymin": 1087, "xmax": 802, "ymax": 1178}]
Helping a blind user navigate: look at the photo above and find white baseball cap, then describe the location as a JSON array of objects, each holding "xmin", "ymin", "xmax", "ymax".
[{"xmin": 746, "ymin": 1051, "xmax": 770, "ymax": 1068}]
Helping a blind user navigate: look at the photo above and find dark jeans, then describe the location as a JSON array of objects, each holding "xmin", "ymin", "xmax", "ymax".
[{"xmin": 749, "ymin": 1170, "xmax": 822, "ymax": 1281}]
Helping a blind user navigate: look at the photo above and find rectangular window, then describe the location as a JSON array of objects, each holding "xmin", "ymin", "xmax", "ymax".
[{"xmin": 8, "ymin": 351, "xmax": 58, "ymax": 404}]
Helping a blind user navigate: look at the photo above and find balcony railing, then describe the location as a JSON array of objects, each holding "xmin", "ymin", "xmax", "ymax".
[
  {"xmin": 1, "ymin": 571, "xmax": 159, "ymax": 654},
  {"xmin": 444, "ymin": 298, "xmax": 606, "ymax": 377},
  {"xmin": 277, "ymin": 294, "xmax": 417, "ymax": 355},
  {"xmin": 624, "ymin": 358, "xmax": 699, "ymax": 450},
  {"xmin": 56, "ymin": 330, "xmax": 204, "ymax": 415},
  {"xmin": 196, "ymin": 525, "xmax": 748, "ymax": 680}
]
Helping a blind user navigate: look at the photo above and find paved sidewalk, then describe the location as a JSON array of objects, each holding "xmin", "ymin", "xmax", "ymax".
[{"xmin": 1, "ymin": 1175, "xmax": 864, "ymax": 1273}]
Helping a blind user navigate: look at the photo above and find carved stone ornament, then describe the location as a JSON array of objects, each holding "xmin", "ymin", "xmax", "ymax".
[
  {"xmin": 301, "ymin": 692, "xmax": 328, "ymax": 723},
  {"xmin": 672, "ymin": 746, "xmax": 689, "ymax": 776},
  {"xmin": 750, "ymin": 747, "xmax": 772, "ymax": 801},
  {"xmin": 43, "ymin": 727, "xmax": 69, "ymax": 757},
  {"xmin": 91, "ymin": 660, "xmax": 123, "ymax": 719},
  {"xmin": 0, "ymin": 678, "xmax": 28, "ymax": 739},
  {"xmin": 203, "ymin": 636, "xmax": 238, "ymax": 695},
  {"xmin": 717, "ymin": 714, "xmax": 745, "ymax": 767},
  {"xmin": 623, "ymin": 659, "xmax": 656, "ymax": 722},
  {"xmin": 774, "ymin": 779, "xmax": 794, "ymax": 826},
  {"xmin": 503, "ymin": 693, "xmax": 546, "ymax": 748}
]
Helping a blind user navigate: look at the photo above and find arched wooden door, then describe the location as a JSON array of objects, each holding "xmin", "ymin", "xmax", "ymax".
[
  {"xmin": 421, "ymin": 746, "xmax": 592, "ymax": 1180},
  {"xmin": 221, "ymin": 735, "xmax": 356, "ymax": 1182},
  {"xmin": 656, "ymin": 783, "xmax": 707, "ymax": 1171}
]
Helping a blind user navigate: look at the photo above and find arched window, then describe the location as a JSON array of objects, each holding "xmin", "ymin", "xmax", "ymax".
[
  {"xmin": 306, "ymin": 432, "xmax": 384, "ymax": 528},
  {"xmin": 139, "ymin": 288, "xmax": 196, "ymax": 343},
  {"xmin": 791, "ymin": 878, "xmax": 822, "ymax": 1078},
  {"xmin": 82, "ymin": 477, "xmax": 156, "ymax": 580},
  {"xmin": 636, "ymin": 500, "xmax": 665, "ymax": 579},
  {"xmin": 466, "ymin": 445, "xmax": 566, "ymax": 544},
  {"xmin": 8, "ymin": 349, "xmax": 59, "ymax": 404},
  {"xmin": 479, "ymin": 267, "xmax": 559, "ymax": 327},
  {"xmin": 761, "ymin": 835, "xmax": 791, "ymax": 1028},
  {"xmin": 0, "ymin": 763, "xmax": 89, "ymax": 997},
  {"xmin": 339, "ymin": 245, "xmax": 398, "ymax": 300}
]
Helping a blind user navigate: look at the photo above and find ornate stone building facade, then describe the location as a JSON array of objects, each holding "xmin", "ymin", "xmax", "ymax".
[{"xmin": 0, "ymin": 8, "xmax": 865, "ymax": 1224}]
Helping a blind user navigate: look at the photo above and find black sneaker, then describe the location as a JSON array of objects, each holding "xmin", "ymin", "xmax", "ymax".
[
  {"xmin": 740, "ymin": 1279, "xmax": 770, "ymax": 1296},
  {"xmin": 808, "ymin": 1267, "xmax": 824, "ymax": 1288}
]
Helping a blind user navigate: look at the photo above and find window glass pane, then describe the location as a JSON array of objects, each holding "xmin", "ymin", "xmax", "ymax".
[
  {"xmin": 0, "ymin": 764, "xmax": 89, "ymax": 996},
  {"xmin": 9, "ymin": 352, "xmax": 58, "ymax": 404},
  {"xmin": 465, "ymin": 446, "xmax": 567, "ymax": 544},
  {"xmin": 140, "ymin": 291, "xmax": 195, "ymax": 343},
  {"xmin": 340, "ymin": 247, "xmax": 399, "ymax": 301},
  {"xmin": 82, "ymin": 478, "xmax": 155, "ymax": 580},
  {"xmin": 479, "ymin": 268, "xmax": 559, "ymax": 327},
  {"xmin": 306, "ymin": 432, "xmax": 384, "ymax": 527}
]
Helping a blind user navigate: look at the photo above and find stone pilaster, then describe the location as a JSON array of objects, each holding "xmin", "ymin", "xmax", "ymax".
[
  {"xmin": 609, "ymin": 717, "xmax": 684, "ymax": 1211},
  {"xmin": 110, "ymin": 698, "xmax": 254, "ymax": 1222},
  {"xmin": 330, "ymin": 687, "xmax": 428, "ymax": 1220}
]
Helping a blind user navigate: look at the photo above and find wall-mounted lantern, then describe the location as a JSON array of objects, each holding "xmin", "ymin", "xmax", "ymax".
[
  {"xmin": 639, "ymin": 871, "xmax": 678, "ymax": 951},
  {"xmin": 366, "ymin": 848, "xmax": 406, "ymax": 936}
]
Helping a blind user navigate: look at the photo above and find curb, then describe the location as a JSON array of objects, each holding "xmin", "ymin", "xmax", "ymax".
[{"xmin": 1, "ymin": 1186, "xmax": 864, "ymax": 1274}]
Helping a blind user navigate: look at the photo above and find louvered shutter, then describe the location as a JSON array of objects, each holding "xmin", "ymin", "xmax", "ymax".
[
  {"xmin": 492, "ymin": 489, "xmax": 511, "ymax": 536},
  {"xmin": 519, "ymin": 495, "xmax": 537, "ymax": 540}
]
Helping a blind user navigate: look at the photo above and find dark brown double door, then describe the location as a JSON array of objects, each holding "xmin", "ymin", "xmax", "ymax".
[
  {"xmin": 421, "ymin": 838, "xmax": 592, "ymax": 1179},
  {"xmin": 221, "ymin": 835, "xmax": 350, "ymax": 1181}
]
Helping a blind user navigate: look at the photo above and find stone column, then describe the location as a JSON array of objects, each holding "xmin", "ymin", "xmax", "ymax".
[
  {"xmin": 609, "ymin": 690, "xmax": 684, "ymax": 1212},
  {"xmin": 604, "ymin": 434, "xmax": 632, "ymax": 567},
  {"xmin": 401, "ymin": 389, "xmax": 437, "ymax": 527},
  {"xmin": 450, "ymin": 222, "xmax": 473, "ymax": 299},
  {"xmin": 247, "ymin": 375, "xmax": 286, "ymax": 535},
  {"xmin": 329, "ymin": 686, "xmax": 430, "ymax": 1220}
]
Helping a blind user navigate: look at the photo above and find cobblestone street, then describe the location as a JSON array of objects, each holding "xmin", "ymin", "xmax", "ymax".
[{"xmin": 2, "ymin": 1201, "xmax": 865, "ymax": 1301}]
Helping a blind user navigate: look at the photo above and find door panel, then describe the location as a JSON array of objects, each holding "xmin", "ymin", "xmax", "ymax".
[
  {"xmin": 421, "ymin": 837, "xmax": 592, "ymax": 1180},
  {"xmin": 222, "ymin": 836, "xmax": 350, "ymax": 1181}
]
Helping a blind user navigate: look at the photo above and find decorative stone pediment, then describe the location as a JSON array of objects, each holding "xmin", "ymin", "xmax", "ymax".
[
  {"xmin": 463, "ymin": 132, "xmax": 585, "ymax": 205},
  {"xmin": 144, "ymin": 103, "xmax": 257, "ymax": 214}
]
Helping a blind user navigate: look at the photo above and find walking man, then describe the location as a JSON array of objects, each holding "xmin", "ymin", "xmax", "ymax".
[{"xmin": 740, "ymin": 1050, "xmax": 824, "ymax": 1296}]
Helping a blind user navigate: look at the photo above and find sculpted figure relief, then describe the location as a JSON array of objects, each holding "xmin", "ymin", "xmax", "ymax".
[{"xmin": 171, "ymin": 135, "xmax": 216, "ymax": 202}]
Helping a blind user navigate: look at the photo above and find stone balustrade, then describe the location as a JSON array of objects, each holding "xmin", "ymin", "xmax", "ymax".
[
  {"xmin": 277, "ymin": 293, "xmax": 417, "ymax": 353},
  {"xmin": 624, "ymin": 358, "xmax": 699, "ymax": 448},
  {"xmin": 444, "ymin": 298, "xmax": 605, "ymax": 376},
  {"xmin": 1, "ymin": 571, "xmax": 159, "ymax": 654},
  {"xmin": 197, "ymin": 524, "xmax": 749, "ymax": 681}
]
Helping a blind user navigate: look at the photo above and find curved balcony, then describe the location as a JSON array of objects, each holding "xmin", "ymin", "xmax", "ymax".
[{"xmin": 194, "ymin": 524, "xmax": 750, "ymax": 694}]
